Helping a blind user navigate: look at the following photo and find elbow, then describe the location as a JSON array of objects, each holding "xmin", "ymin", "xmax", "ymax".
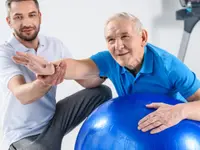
[
  {"xmin": 19, "ymin": 99, "xmax": 32, "ymax": 105},
  {"xmin": 80, "ymin": 84, "xmax": 96, "ymax": 89},
  {"xmin": 15, "ymin": 95, "xmax": 27, "ymax": 105},
  {"xmin": 14, "ymin": 92, "xmax": 34, "ymax": 105},
  {"xmin": 76, "ymin": 79, "xmax": 103, "ymax": 89},
  {"xmin": 19, "ymin": 100, "xmax": 28, "ymax": 105},
  {"xmin": 82, "ymin": 83, "xmax": 101, "ymax": 89},
  {"xmin": 16, "ymin": 96, "xmax": 30, "ymax": 105},
  {"xmin": 19, "ymin": 98, "xmax": 35, "ymax": 105}
]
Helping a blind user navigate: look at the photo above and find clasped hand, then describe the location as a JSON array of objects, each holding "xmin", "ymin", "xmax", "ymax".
[{"xmin": 12, "ymin": 51, "xmax": 66, "ymax": 85}]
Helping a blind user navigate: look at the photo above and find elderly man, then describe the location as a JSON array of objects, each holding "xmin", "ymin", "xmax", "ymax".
[
  {"xmin": 13, "ymin": 12, "xmax": 200, "ymax": 136},
  {"xmin": 0, "ymin": 0, "xmax": 112, "ymax": 150}
]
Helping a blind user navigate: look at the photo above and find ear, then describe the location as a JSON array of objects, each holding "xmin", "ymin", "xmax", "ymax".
[
  {"xmin": 6, "ymin": 16, "xmax": 12, "ymax": 28},
  {"xmin": 38, "ymin": 11, "xmax": 42, "ymax": 24},
  {"xmin": 141, "ymin": 29, "xmax": 148, "ymax": 47}
]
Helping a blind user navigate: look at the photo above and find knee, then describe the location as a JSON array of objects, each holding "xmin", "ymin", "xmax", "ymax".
[{"xmin": 95, "ymin": 84, "xmax": 112, "ymax": 100}]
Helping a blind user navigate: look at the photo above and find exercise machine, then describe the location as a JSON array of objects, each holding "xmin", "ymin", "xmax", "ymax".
[{"xmin": 176, "ymin": 0, "xmax": 200, "ymax": 62}]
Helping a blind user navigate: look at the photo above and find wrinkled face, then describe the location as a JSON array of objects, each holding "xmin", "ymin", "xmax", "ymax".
[
  {"xmin": 6, "ymin": 0, "xmax": 41, "ymax": 41},
  {"xmin": 105, "ymin": 18, "xmax": 147, "ymax": 69}
]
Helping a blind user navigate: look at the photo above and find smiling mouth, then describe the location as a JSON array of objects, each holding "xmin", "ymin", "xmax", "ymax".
[
  {"xmin": 22, "ymin": 29, "xmax": 33, "ymax": 32},
  {"xmin": 118, "ymin": 52, "xmax": 129, "ymax": 56},
  {"xmin": 21, "ymin": 27, "xmax": 34, "ymax": 32}
]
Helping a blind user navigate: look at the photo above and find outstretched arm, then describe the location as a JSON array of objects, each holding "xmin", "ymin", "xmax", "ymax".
[
  {"xmin": 54, "ymin": 58, "xmax": 100, "ymax": 80},
  {"xmin": 12, "ymin": 51, "xmax": 105, "ymax": 87}
]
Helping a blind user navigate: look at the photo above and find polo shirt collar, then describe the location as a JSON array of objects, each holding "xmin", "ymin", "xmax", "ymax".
[
  {"xmin": 140, "ymin": 45, "xmax": 153, "ymax": 74},
  {"xmin": 121, "ymin": 44, "xmax": 154, "ymax": 74},
  {"xmin": 6, "ymin": 34, "xmax": 45, "ymax": 52}
]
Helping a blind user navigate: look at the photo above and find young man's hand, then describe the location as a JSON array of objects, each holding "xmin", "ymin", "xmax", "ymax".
[{"xmin": 12, "ymin": 51, "xmax": 55, "ymax": 75}]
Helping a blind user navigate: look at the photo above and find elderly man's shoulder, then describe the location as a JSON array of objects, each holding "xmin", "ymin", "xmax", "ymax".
[
  {"xmin": 90, "ymin": 50, "xmax": 116, "ymax": 66},
  {"xmin": 96, "ymin": 50, "xmax": 111, "ymax": 56},
  {"xmin": 147, "ymin": 43, "xmax": 175, "ymax": 57},
  {"xmin": 91, "ymin": 50, "xmax": 112, "ymax": 59},
  {"xmin": 147, "ymin": 43, "xmax": 182, "ymax": 69},
  {"xmin": 147, "ymin": 43, "xmax": 178, "ymax": 61}
]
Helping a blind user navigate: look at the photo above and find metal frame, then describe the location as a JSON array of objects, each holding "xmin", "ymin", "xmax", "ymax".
[{"xmin": 176, "ymin": 7, "xmax": 200, "ymax": 62}]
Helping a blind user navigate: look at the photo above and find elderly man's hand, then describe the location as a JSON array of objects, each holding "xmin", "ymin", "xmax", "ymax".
[
  {"xmin": 36, "ymin": 61, "xmax": 67, "ymax": 86},
  {"xmin": 138, "ymin": 103, "xmax": 185, "ymax": 134},
  {"xmin": 12, "ymin": 51, "xmax": 55, "ymax": 75},
  {"xmin": 36, "ymin": 61, "xmax": 66, "ymax": 86}
]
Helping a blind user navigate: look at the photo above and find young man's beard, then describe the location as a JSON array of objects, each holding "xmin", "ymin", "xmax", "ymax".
[{"xmin": 14, "ymin": 26, "xmax": 40, "ymax": 42}]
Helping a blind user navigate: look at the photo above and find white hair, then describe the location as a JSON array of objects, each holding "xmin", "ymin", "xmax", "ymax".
[{"xmin": 104, "ymin": 12, "xmax": 143, "ymax": 35}]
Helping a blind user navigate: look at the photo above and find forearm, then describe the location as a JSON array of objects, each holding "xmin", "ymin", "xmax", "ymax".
[
  {"xmin": 53, "ymin": 58, "xmax": 99, "ymax": 80},
  {"xmin": 180, "ymin": 101, "xmax": 200, "ymax": 121},
  {"xmin": 14, "ymin": 80, "xmax": 51, "ymax": 104}
]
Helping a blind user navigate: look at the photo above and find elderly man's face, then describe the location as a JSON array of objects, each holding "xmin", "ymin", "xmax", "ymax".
[
  {"xmin": 105, "ymin": 18, "xmax": 147, "ymax": 69},
  {"xmin": 6, "ymin": 0, "xmax": 41, "ymax": 41}
]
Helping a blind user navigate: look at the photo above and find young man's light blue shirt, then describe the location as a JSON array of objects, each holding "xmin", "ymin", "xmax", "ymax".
[
  {"xmin": 90, "ymin": 43, "xmax": 200, "ymax": 102},
  {"xmin": 0, "ymin": 35, "xmax": 72, "ymax": 149}
]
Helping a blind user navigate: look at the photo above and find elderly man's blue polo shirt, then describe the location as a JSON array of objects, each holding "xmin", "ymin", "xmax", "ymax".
[{"xmin": 90, "ymin": 43, "xmax": 200, "ymax": 102}]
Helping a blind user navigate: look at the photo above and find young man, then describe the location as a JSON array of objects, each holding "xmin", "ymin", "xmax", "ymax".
[{"xmin": 0, "ymin": 0, "xmax": 112, "ymax": 149}]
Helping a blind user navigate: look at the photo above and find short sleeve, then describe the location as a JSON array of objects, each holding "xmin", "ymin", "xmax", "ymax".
[
  {"xmin": 168, "ymin": 57, "xmax": 200, "ymax": 99},
  {"xmin": 49, "ymin": 36, "xmax": 73, "ymax": 59},
  {"xmin": 60, "ymin": 41, "xmax": 73, "ymax": 59},
  {"xmin": 0, "ymin": 46, "xmax": 23, "ymax": 88},
  {"xmin": 90, "ymin": 51, "xmax": 115, "ymax": 78}
]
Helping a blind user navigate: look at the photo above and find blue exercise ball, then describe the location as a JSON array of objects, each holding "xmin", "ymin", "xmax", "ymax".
[{"xmin": 75, "ymin": 93, "xmax": 200, "ymax": 150}]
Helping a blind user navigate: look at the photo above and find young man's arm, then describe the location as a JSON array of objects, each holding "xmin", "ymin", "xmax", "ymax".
[
  {"xmin": 0, "ymin": 49, "xmax": 65, "ymax": 104},
  {"xmin": 8, "ymin": 75, "xmax": 51, "ymax": 104},
  {"xmin": 9, "ymin": 63, "xmax": 66, "ymax": 104}
]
